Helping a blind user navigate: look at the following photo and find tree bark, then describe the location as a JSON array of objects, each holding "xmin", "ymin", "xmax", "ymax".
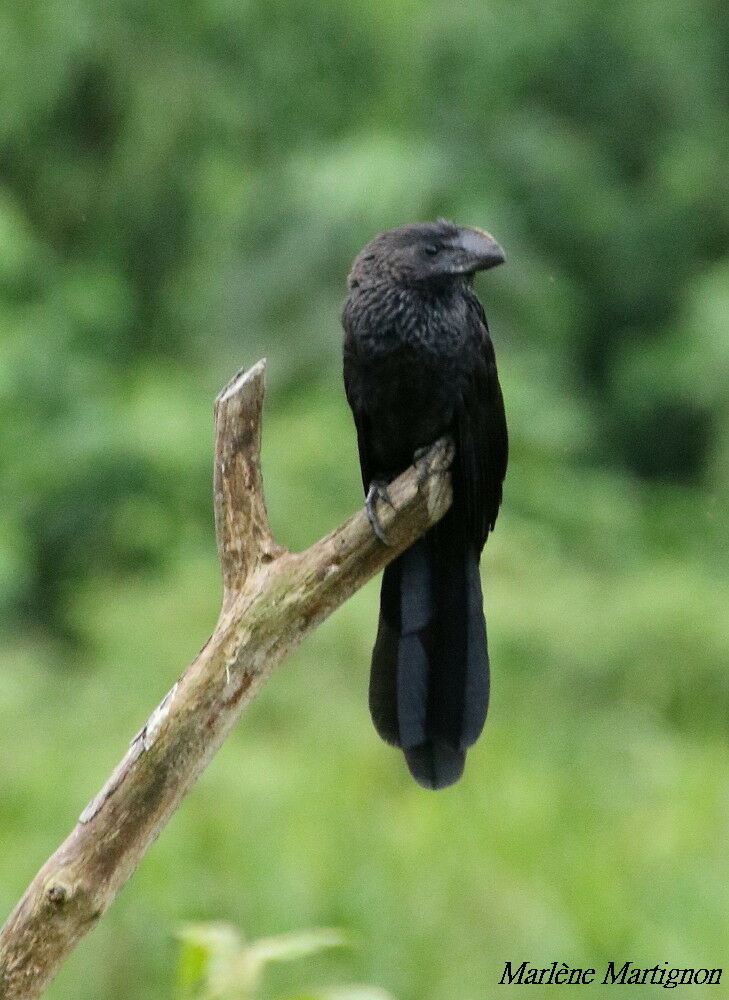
[{"xmin": 0, "ymin": 359, "xmax": 453, "ymax": 1000}]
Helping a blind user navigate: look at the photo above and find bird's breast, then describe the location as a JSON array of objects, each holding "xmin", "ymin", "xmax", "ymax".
[{"xmin": 343, "ymin": 282, "xmax": 477, "ymax": 473}]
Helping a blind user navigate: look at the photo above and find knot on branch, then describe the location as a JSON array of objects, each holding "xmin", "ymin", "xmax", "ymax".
[
  {"xmin": 45, "ymin": 884, "xmax": 68, "ymax": 907},
  {"xmin": 41, "ymin": 871, "xmax": 99, "ymax": 923}
]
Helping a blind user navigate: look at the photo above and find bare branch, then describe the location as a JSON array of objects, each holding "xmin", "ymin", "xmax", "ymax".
[
  {"xmin": 0, "ymin": 360, "xmax": 453, "ymax": 1000},
  {"xmin": 213, "ymin": 360, "xmax": 283, "ymax": 600}
]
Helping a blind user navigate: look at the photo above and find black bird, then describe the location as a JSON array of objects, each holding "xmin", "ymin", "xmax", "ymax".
[{"xmin": 342, "ymin": 219, "xmax": 508, "ymax": 789}]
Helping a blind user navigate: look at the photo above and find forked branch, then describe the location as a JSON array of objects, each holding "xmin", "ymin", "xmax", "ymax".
[{"xmin": 0, "ymin": 359, "xmax": 453, "ymax": 1000}]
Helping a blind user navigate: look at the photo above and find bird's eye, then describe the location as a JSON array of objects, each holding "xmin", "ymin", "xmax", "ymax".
[{"xmin": 424, "ymin": 244, "xmax": 440, "ymax": 256}]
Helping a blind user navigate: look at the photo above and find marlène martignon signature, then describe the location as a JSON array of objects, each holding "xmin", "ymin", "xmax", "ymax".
[{"xmin": 499, "ymin": 961, "xmax": 722, "ymax": 988}]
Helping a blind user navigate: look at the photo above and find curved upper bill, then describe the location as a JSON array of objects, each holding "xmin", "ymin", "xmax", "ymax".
[{"xmin": 453, "ymin": 226, "xmax": 506, "ymax": 273}]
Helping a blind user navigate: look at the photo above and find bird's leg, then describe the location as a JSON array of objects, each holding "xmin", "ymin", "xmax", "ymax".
[
  {"xmin": 365, "ymin": 479, "xmax": 395, "ymax": 546},
  {"xmin": 414, "ymin": 436, "xmax": 455, "ymax": 487}
]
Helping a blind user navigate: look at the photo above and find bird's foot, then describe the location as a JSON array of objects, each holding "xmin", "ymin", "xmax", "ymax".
[
  {"xmin": 414, "ymin": 437, "xmax": 455, "ymax": 487},
  {"xmin": 365, "ymin": 480, "xmax": 395, "ymax": 545}
]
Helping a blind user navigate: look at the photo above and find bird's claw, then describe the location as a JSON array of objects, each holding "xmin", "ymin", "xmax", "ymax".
[
  {"xmin": 365, "ymin": 480, "xmax": 394, "ymax": 545},
  {"xmin": 414, "ymin": 437, "xmax": 455, "ymax": 486}
]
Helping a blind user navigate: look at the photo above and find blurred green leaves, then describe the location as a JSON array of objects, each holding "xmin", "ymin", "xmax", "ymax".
[
  {"xmin": 1, "ymin": 0, "xmax": 728, "ymax": 638},
  {"xmin": 176, "ymin": 922, "xmax": 389, "ymax": 1000}
]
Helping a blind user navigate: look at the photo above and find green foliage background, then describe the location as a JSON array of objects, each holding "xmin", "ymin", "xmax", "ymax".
[{"xmin": 1, "ymin": 1, "xmax": 728, "ymax": 996}]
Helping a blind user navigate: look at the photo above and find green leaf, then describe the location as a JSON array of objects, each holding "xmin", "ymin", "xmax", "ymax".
[
  {"xmin": 175, "ymin": 923, "xmax": 248, "ymax": 1000},
  {"xmin": 176, "ymin": 938, "xmax": 207, "ymax": 999},
  {"xmin": 176, "ymin": 922, "xmax": 243, "ymax": 960},
  {"xmin": 245, "ymin": 928, "xmax": 349, "ymax": 968}
]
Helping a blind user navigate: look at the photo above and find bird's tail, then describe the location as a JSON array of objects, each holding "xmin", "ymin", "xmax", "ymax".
[{"xmin": 368, "ymin": 514, "xmax": 489, "ymax": 789}]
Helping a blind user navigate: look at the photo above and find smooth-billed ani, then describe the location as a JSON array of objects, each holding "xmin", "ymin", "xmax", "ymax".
[{"xmin": 342, "ymin": 219, "xmax": 508, "ymax": 789}]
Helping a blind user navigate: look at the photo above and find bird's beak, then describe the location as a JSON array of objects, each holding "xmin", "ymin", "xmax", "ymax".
[{"xmin": 454, "ymin": 226, "xmax": 506, "ymax": 273}]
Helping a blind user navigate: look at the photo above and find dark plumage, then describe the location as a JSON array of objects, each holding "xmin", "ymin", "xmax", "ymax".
[{"xmin": 342, "ymin": 219, "xmax": 508, "ymax": 789}]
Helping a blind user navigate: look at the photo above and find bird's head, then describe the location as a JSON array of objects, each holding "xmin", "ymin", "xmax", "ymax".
[{"xmin": 347, "ymin": 219, "xmax": 505, "ymax": 290}]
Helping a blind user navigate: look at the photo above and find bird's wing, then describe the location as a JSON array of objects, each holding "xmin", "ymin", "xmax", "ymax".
[
  {"xmin": 343, "ymin": 336, "xmax": 375, "ymax": 491},
  {"xmin": 454, "ymin": 293, "xmax": 508, "ymax": 551}
]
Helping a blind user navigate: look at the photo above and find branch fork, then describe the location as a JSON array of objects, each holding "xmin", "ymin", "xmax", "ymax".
[{"xmin": 0, "ymin": 359, "xmax": 453, "ymax": 1000}]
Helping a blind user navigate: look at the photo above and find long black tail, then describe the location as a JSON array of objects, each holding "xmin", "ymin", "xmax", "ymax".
[{"xmin": 368, "ymin": 511, "xmax": 489, "ymax": 789}]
